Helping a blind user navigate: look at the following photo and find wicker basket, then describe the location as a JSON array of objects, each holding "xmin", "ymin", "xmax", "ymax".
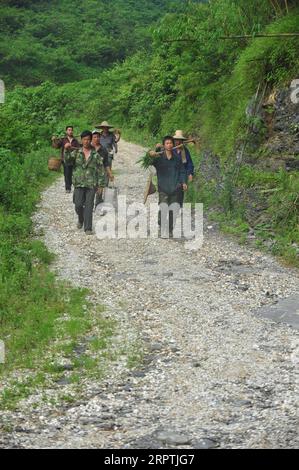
[
  {"xmin": 48, "ymin": 157, "xmax": 62, "ymax": 171},
  {"xmin": 114, "ymin": 128, "xmax": 121, "ymax": 143}
]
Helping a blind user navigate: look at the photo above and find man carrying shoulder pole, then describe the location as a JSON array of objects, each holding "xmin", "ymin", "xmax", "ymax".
[
  {"xmin": 148, "ymin": 136, "xmax": 187, "ymax": 238},
  {"xmin": 96, "ymin": 121, "xmax": 118, "ymax": 173},
  {"xmin": 52, "ymin": 126, "xmax": 80, "ymax": 193},
  {"xmin": 64, "ymin": 130, "xmax": 105, "ymax": 235}
]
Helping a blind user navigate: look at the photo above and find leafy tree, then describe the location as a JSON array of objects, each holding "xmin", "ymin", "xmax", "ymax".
[{"xmin": 0, "ymin": 0, "xmax": 184, "ymax": 86}]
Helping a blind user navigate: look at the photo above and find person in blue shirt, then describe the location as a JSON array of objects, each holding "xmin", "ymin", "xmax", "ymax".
[
  {"xmin": 173, "ymin": 130, "xmax": 195, "ymax": 207},
  {"xmin": 148, "ymin": 136, "xmax": 187, "ymax": 237}
]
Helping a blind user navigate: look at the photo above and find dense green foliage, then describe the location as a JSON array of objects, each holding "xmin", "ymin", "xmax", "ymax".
[
  {"xmin": 86, "ymin": 1, "xmax": 299, "ymax": 146},
  {"xmin": 0, "ymin": 0, "xmax": 184, "ymax": 86}
]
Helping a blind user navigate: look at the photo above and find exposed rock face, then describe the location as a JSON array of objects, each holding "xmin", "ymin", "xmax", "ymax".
[
  {"xmin": 198, "ymin": 80, "xmax": 299, "ymax": 226},
  {"xmin": 199, "ymin": 150, "xmax": 222, "ymax": 189},
  {"xmin": 261, "ymin": 85, "xmax": 299, "ymax": 170}
]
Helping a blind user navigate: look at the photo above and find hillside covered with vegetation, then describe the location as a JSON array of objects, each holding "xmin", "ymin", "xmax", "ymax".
[
  {"xmin": 0, "ymin": 0, "xmax": 299, "ymax": 397},
  {"xmin": 0, "ymin": 0, "xmax": 184, "ymax": 86}
]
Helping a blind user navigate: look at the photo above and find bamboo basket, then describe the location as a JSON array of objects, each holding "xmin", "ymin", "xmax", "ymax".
[{"xmin": 48, "ymin": 157, "xmax": 62, "ymax": 171}]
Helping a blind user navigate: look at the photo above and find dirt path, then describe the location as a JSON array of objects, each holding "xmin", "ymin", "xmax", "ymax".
[{"xmin": 1, "ymin": 140, "xmax": 298, "ymax": 449}]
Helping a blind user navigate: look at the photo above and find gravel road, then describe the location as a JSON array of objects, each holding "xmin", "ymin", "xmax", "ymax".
[{"xmin": 0, "ymin": 140, "xmax": 298, "ymax": 449}]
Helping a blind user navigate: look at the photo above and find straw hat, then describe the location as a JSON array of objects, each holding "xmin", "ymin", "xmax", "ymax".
[
  {"xmin": 173, "ymin": 130, "xmax": 187, "ymax": 141},
  {"xmin": 95, "ymin": 121, "xmax": 114, "ymax": 129}
]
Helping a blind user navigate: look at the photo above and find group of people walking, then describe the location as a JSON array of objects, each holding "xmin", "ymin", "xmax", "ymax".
[
  {"xmin": 52, "ymin": 121, "xmax": 118, "ymax": 235},
  {"xmin": 52, "ymin": 124, "xmax": 195, "ymax": 238}
]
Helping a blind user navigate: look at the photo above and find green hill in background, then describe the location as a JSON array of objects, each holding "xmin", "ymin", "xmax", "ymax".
[{"xmin": 0, "ymin": 0, "xmax": 185, "ymax": 86}]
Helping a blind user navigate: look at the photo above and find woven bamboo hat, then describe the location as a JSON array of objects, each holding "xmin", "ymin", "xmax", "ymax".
[
  {"xmin": 96, "ymin": 121, "xmax": 114, "ymax": 129},
  {"xmin": 173, "ymin": 130, "xmax": 187, "ymax": 140}
]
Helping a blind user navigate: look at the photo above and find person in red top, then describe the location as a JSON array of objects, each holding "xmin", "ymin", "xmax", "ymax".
[{"xmin": 52, "ymin": 126, "xmax": 80, "ymax": 193}]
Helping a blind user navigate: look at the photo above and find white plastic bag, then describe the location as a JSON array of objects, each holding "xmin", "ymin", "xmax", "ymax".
[{"xmin": 95, "ymin": 183, "xmax": 118, "ymax": 216}]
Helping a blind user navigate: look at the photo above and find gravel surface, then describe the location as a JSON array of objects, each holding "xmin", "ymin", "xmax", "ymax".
[{"xmin": 0, "ymin": 140, "xmax": 298, "ymax": 449}]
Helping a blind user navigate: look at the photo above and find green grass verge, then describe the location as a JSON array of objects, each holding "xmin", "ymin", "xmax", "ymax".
[
  {"xmin": 0, "ymin": 145, "xmax": 118, "ymax": 411},
  {"xmin": 187, "ymin": 152, "xmax": 299, "ymax": 267}
]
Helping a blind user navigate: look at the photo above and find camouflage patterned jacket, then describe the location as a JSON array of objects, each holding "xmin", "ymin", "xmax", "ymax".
[{"xmin": 64, "ymin": 148, "xmax": 105, "ymax": 189}]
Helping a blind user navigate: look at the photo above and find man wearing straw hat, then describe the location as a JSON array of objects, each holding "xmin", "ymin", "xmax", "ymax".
[
  {"xmin": 95, "ymin": 121, "xmax": 119, "ymax": 172},
  {"xmin": 173, "ymin": 130, "xmax": 195, "ymax": 208},
  {"xmin": 91, "ymin": 130, "xmax": 115, "ymax": 210}
]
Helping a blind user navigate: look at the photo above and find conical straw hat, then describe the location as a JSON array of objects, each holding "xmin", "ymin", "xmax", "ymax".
[
  {"xmin": 173, "ymin": 130, "xmax": 187, "ymax": 140},
  {"xmin": 95, "ymin": 121, "xmax": 114, "ymax": 129}
]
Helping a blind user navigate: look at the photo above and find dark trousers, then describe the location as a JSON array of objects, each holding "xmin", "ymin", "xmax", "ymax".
[
  {"xmin": 95, "ymin": 156, "xmax": 113, "ymax": 208},
  {"xmin": 63, "ymin": 163, "xmax": 73, "ymax": 191},
  {"xmin": 177, "ymin": 188, "xmax": 185, "ymax": 208},
  {"xmin": 158, "ymin": 191, "xmax": 181, "ymax": 234},
  {"xmin": 74, "ymin": 187, "xmax": 96, "ymax": 232},
  {"xmin": 105, "ymin": 155, "xmax": 113, "ymax": 186}
]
